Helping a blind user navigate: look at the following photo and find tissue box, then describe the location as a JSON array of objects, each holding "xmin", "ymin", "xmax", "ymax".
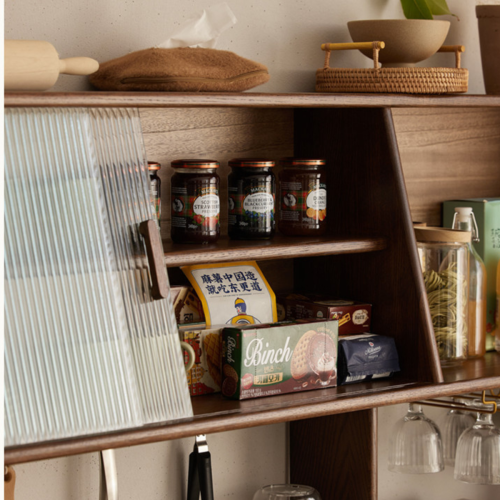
[
  {"xmin": 221, "ymin": 320, "xmax": 338, "ymax": 400},
  {"xmin": 443, "ymin": 198, "xmax": 500, "ymax": 347}
]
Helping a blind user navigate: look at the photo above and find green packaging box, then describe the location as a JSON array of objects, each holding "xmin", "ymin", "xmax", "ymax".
[
  {"xmin": 221, "ymin": 320, "xmax": 338, "ymax": 400},
  {"xmin": 443, "ymin": 198, "xmax": 500, "ymax": 348}
]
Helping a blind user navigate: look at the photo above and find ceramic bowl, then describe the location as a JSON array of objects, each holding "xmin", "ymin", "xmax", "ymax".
[{"xmin": 347, "ymin": 19, "xmax": 450, "ymax": 67}]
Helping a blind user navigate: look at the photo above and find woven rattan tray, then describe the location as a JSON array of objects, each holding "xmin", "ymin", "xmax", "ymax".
[{"xmin": 316, "ymin": 42, "xmax": 468, "ymax": 94}]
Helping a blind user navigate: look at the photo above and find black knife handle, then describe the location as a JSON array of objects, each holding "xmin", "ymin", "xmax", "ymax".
[
  {"xmin": 197, "ymin": 451, "xmax": 214, "ymax": 500},
  {"xmin": 187, "ymin": 450, "xmax": 200, "ymax": 500}
]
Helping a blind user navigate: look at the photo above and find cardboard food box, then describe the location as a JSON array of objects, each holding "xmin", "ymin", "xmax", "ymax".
[
  {"xmin": 221, "ymin": 320, "xmax": 338, "ymax": 400},
  {"xmin": 338, "ymin": 334, "xmax": 400, "ymax": 385},
  {"xmin": 172, "ymin": 286, "xmax": 205, "ymax": 324},
  {"xmin": 443, "ymin": 198, "xmax": 500, "ymax": 349},
  {"xmin": 277, "ymin": 294, "xmax": 371, "ymax": 335},
  {"xmin": 179, "ymin": 324, "xmax": 223, "ymax": 396}
]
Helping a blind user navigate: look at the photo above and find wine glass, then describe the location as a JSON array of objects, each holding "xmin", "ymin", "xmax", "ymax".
[
  {"xmin": 388, "ymin": 403, "xmax": 444, "ymax": 473},
  {"xmin": 253, "ymin": 484, "xmax": 322, "ymax": 500},
  {"xmin": 439, "ymin": 397, "xmax": 475, "ymax": 466},
  {"xmin": 454, "ymin": 401, "xmax": 500, "ymax": 484}
]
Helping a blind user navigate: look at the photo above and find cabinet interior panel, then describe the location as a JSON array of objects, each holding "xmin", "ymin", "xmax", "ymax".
[
  {"xmin": 293, "ymin": 107, "xmax": 441, "ymax": 385},
  {"xmin": 393, "ymin": 107, "xmax": 500, "ymax": 225},
  {"xmin": 140, "ymin": 107, "xmax": 294, "ymax": 236},
  {"xmin": 290, "ymin": 409, "xmax": 377, "ymax": 500}
]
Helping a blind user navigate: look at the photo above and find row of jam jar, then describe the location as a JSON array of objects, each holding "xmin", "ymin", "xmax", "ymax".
[{"xmin": 166, "ymin": 158, "xmax": 327, "ymax": 244}]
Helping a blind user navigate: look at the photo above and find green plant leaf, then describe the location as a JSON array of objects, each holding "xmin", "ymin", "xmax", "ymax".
[
  {"xmin": 425, "ymin": 0, "xmax": 458, "ymax": 19},
  {"xmin": 400, "ymin": 0, "xmax": 433, "ymax": 19}
]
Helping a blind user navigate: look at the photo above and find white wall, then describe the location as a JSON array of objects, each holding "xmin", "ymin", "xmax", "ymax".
[
  {"xmin": 5, "ymin": 1, "xmax": 500, "ymax": 499},
  {"xmin": 5, "ymin": 0, "xmax": 499, "ymax": 94}
]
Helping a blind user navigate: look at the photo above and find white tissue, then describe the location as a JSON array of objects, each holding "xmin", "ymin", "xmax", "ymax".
[{"xmin": 157, "ymin": 3, "xmax": 237, "ymax": 49}]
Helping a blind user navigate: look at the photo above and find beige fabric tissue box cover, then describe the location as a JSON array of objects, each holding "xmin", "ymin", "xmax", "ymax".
[{"xmin": 89, "ymin": 47, "xmax": 270, "ymax": 92}]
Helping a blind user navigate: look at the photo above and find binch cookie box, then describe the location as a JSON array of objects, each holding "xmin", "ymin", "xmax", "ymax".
[{"xmin": 221, "ymin": 320, "xmax": 338, "ymax": 400}]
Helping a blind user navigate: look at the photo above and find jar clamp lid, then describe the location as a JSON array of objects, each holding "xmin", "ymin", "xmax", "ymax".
[
  {"xmin": 414, "ymin": 226, "xmax": 471, "ymax": 243},
  {"xmin": 171, "ymin": 159, "xmax": 219, "ymax": 169},
  {"xmin": 147, "ymin": 161, "xmax": 161, "ymax": 171},
  {"xmin": 228, "ymin": 158, "xmax": 275, "ymax": 168},
  {"xmin": 281, "ymin": 158, "xmax": 326, "ymax": 166}
]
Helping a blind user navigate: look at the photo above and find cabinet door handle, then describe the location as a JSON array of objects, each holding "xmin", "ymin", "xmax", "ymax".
[{"xmin": 139, "ymin": 220, "xmax": 168, "ymax": 300}]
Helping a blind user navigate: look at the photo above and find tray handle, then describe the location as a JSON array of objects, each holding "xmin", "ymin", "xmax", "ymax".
[
  {"xmin": 321, "ymin": 43, "xmax": 465, "ymax": 69},
  {"xmin": 321, "ymin": 42, "xmax": 385, "ymax": 69},
  {"xmin": 438, "ymin": 45, "xmax": 465, "ymax": 69}
]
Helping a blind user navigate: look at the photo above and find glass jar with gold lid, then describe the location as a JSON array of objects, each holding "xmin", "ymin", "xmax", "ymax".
[
  {"xmin": 170, "ymin": 159, "xmax": 220, "ymax": 244},
  {"xmin": 415, "ymin": 226, "xmax": 470, "ymax": 363}
]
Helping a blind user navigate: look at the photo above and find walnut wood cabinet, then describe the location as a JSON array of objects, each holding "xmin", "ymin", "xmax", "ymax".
[{"xmin": 5, "ymin": 92, "xmax": 500, "ymax": 500}]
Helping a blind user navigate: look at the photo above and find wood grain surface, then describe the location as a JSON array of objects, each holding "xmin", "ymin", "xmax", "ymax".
[
  {"xmin": 140, "ymin": 107, "xmax": 293, "ymax": 238},
  {"xmin": 293, "ymin": 107, "xmax": 442, "ymax": 385},
  {"xmin": 290, "ymin": 409, "xmax": 377, "ymax": 500},
  {"xmin": 163, "ymin": 235, "xmax": 386, "ymax": 267},
  {"xmin": 5, "ymin": 91, "xmax": 500, "ymax": 108},
  {"xmin": 4, "ymin": 98, "xmax": 500, "ymax": 472},
  {"xmin": 393, "ymin": 107, "xmax": 500, "ymax": 225},
  {"xmin": 5, "ymin": 352, "xmax": 499, "ymax": 465}
]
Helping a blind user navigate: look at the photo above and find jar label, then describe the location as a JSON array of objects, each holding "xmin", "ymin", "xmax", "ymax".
[
  {"xmin": 243, "ymin": 193, "xmax": 274, "ymax": 214},
  {"xmin": 171, "ymin": 186, "xmax": 220, "ymax": 233},
  {"xmin": 306, "ymin": 188, "xmax": 327, "ymax": 211},
  {"xmin": 193, "ymin": 194, "xmax": 220, "ymax": 218}
]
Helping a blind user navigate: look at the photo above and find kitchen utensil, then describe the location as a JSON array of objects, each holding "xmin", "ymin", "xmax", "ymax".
[
  {"xmin": 99, "ymin": 450, "xmax": 118, "ymax": 500},
  {"xmin": 4, "ymin": 467, "xmax": 15, "ymax": 500},
  {"xmin": 187, "ymin": 435, "xmax": 214, "ymax": 500},
  {"xmin": 4, "ymin": 40, "xmax": 99, "ymax": 91},
  {"xmin": 252, "ymin": 484, "xmax": 321, "ymax": 500}
]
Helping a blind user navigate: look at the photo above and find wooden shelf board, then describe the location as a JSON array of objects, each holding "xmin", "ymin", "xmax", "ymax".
[
  {"xmin": 5, "ymin": 352, "xmax": 499, "ymax": 466},
  {"xmin": 163, "ymin": 235, "xmax": 387, "ymax": 267},
  {"xmin": 5, "ymin": 92, "xmax": 500, "ymax": 109}
]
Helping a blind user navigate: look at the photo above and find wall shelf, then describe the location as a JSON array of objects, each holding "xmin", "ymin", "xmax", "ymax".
[
  {"xmin": 4, "ymin": 352, "xmax": 499, "ymax": 466},
  {"xmin": 4, "ymin": 92, "xmax": 500, "ymax": 500},
  {"xmin": 5, "ymin": 91, "xmax": 500, "ymax": 109},
  {"xmin": 163, "ymin": 235, "xmax": 386, "ymax": 267}
]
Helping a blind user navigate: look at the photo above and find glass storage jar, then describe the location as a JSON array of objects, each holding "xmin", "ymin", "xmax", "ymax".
[
  {"xmin": 278, "ymin": 158, "xmax": 327, "ymax": 236},
  {"xmin": 148, "ymin": 161, "xmax": 161, "ymax": 229},
  {"xmin": 228, "ymin": 158, "xmax": 276, "ymax": 240},
  {"xmin": 415, "ymin": 227, "xmax": 471, "ymax": 363},
  {"xmin": 170, "ymin": 159, "xmax": 220, "ymax": 244}
]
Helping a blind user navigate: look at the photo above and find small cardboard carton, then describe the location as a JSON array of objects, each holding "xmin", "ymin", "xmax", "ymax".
[
  {"xmin": 443, "ymin": 198, "xmax": 500, "ymax": 348},
  {"xmin": 172, "ymin": 286, "xmax": 205, "ymax": 324},
  {"xmin": 221, "ymin": 320, "xmax": 338, "ymax": 400},
  {"xmin": 277, "ymin": 293, "xmax": 371, "ymax": 336},
  {"xmin": 179, "ymin": 324, "xmax": 223, "ymax": 396}
]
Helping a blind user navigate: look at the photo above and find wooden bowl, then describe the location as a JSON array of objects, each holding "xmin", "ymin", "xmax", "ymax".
[{"xmin": 347, "ymin": 19, "xmax": 450, "ymax": 67}]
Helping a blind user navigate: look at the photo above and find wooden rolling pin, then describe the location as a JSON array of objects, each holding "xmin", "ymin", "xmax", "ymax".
[{"xmin": 5, "ymin": 40, "xmax": 99, "ymax": 91}]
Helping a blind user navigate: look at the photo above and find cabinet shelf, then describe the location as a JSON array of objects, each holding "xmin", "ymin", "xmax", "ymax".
[
  {"xmin": 163, "ymin": 235, "xmax": 387, "ymax": 267},
  {"xmin": 5, "ymin": 91, "xmax": 500, "ymax": 109},
  {"xmin": 5, "ymin": 352, "xmax": 500, "ymax": 466}
]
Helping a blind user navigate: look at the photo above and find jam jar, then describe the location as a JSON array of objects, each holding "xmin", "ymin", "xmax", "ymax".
[
  {"xmin": 278, "ymin": 158, "xmax": 327, "ymax": 236},
  {"xmin": 147, "ymin": 161, "xmax": 161, "ymax": 229},
  {"xmin": 170, "ymin": 159, "xmax": 220, "ymax": 244},
  {"xmin": 228, "ymin": 158, "xmax": 276, "ymax": 240}
]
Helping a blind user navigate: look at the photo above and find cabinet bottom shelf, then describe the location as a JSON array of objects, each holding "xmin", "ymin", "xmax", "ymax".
[{"xmin": 5, "ymin": 352, "xmax": 500, "ymax": 466}]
